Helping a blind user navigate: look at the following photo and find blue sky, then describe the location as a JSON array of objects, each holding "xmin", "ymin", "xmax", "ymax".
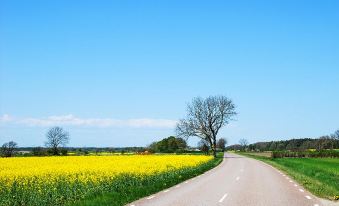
[{"xmin": 1, "ymin": 0, "xmax": 338, "ymax": 147}]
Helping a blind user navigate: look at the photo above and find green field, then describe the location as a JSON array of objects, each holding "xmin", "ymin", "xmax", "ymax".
[{"xmin": 238, "ymin": 152, "xmax": 339, "ymax": 200}]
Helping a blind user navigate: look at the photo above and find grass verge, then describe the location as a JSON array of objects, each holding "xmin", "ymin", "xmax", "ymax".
[
  {"xmin": 71, "ymin": 153, "xmax": 223, "ymax": 206},
  {"xmin": 238, "ymin": 152, "xmax": 339, "ymax": 201}
]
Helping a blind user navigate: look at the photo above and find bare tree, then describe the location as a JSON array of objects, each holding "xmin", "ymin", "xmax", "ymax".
[
  {"xmin": 1, "ymin": 141, "xmax": 18, "ymax": 157},
  {"xmin": 332, "ymin": 129, "xmax": 339, "ymax": 140},
  {"xmin": 176, "ymin": 96, "xmax": 236, "ymax": 157},
  {"xmin": 239, "ymin": 138, "xmax": 248, "ymax": 151},
  {"xmin": 217, "ymin": 138, "xmax": 227, "ymax": 152},
  {"xmin": 45, "ymin": 127, "xmax": 69, "ymax": 155}
]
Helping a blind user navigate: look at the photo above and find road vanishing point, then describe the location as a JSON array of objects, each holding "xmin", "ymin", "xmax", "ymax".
[{"xmin": 129, "ymin": 153, "xmax": 334, "ymax": 206}]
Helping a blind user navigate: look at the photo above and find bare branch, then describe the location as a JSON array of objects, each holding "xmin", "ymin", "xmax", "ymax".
[
  {"xmin": 176, "ymin": 96, "xmax": 236, "ymax": 157},
  {"xmin": 45, "ymin": 127, "xmax": 69, "ymax": 155}
]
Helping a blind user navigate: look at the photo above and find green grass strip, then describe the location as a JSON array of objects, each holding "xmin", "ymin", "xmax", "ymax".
[{"xmin": 238, "ymin": 152, "xmax": 339, "ymax": 201}]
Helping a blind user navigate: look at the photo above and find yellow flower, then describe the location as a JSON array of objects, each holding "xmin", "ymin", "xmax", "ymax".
[{"xmin": 0, "ymin": 155, "xmax": 212, "ymax": 189}]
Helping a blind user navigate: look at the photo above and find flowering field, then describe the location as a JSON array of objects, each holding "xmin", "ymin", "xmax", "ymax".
[{"xmin": 0, "ymin": 155, "xmax": 215, "ymax": 206}]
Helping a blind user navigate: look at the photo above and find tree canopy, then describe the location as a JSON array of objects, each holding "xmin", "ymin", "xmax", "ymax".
[
  {"xmin": 45, "ymin": 127, "xmax": 70, "ymax": 155},
  {"xmin": 217, "ymin": 138, "xmax": 227, "ymax": 152},
  {"xmin": 149, "ymin": 136, "xmax": 187, "ymax": 153},
  {"xmin": 0, "ymin": 141, "xmax": 18, "ymax": 157},
  {"xmin": 176, "ymin": 96, "xmax": 236, "ymax": 157}
]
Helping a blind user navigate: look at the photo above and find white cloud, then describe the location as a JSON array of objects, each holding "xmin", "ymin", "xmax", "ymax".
[
  {"xmin": 0, "ymin": 114, "xmax": 12, "ymax": 122},
  {"xmin": 0, "ymin": 114, "xmax": 177, "ymax": 128}
]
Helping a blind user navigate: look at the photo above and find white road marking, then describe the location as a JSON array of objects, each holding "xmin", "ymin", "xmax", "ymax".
[
  {"xmin": 286, "ymin": 177, "xmax": 289, "ymax": 180},
  {"xmin": 218, "ymin": 193, "xmax": 228, "ymax": 203},
  {"xmin": 236, "ymin": 177, "xmax": 240, "ymax": 181},
  {"xmin": 299, "ymin": 189, "xmax": 304, "ymax": 192},
  {"xmin": 294, "ymin": 184, "xmax": 298, "ymax": 187},
  {"xmin": 164, "ymin": 189, "xmax": 170, "ymax": 193},
  {"xmin": 131, "ymin": 205, "xmax": 135, "ymax": 206},
  {"xmin": 185, "ymin": 181, "xmax": 189, "ymax": 184},
  {"xmin": 314, "ymin": 204, "xmax": 319, "ymax": 206},
  {"xmin": 175, "ymin": 185, "xmax": 181, "ymax": 188},
  {"xmin": 282, "ymin": 174, "xmax": 286, "ymax": 177},
  {"xmin": 147, "ymin": 196, "xmax": 155, "ymax": 200},
  {"xmin": 289, "ymin": 180, "xmax": 293, "ymax": 183},
  {"xmin": 305, "ymin": 195, "xmax": 312, "ymax": 200}
]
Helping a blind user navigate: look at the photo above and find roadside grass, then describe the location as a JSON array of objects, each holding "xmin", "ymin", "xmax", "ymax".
[
  {"xmin": 71, "ymin": 153, "xmax": 223, "ymax": 206},
  {"xmin": 238, "ymin": 152, "xmax": 339, "ymax": 200}
]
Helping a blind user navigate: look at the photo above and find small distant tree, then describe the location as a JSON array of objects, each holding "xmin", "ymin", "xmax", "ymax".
[
  {"xmin": 198, "ymin": 140, "xmax": 209, "ymax": 155},
  {"xmin": 32, "ymin": 147, "xmax": 47, "ymax": 156},
  {"xmin": 316, "ymin": 136, "xmax": 332, "ymax": 150},
  {"xmin": 277, "ymin": 142, "xmax": 285, "ymax": 151},
  {"xmin": 299, "ymin": 140, "xmax": 312, "ymax": 150},
  {"xmin": 239, "ymin": 138, "xmax": 248, "ymax": 151},
  {"xmin": 330, "ymin": 129, "xmax": 339, "ymax": 149},
  {"xmin": 45, "ymin": 127, "xmax": 69, "ymax": 155},
  {"xmin": 268, "ymin": 142, "xmax": 277, "ymax": 151},
  {"xmin": 75, "ymin": 148, "xmax": 83, "ymax": 155},
  {"xmin": 174, "ymin": 137, "xmax": 187, "ymax": 152},
  {"xmin": 108, "ymin": 148, "xmax": 115, "ymax": 154},
  {"xmin": 286, "ymin": 140, "xmax": 298, "ymax": 151},
  {"xmin": 60, "ymin": 148, "xmax": 68, "ymax": 156},
  {"xmin": 334, "ymin": 129, "xmax": 339, "ymax": 139},
  {"xmin": 1, "ymin": 141, "xmax": 18, "ymax": 157},
  {"xmin": 148, "ymin": 142, "xmax": 158, "ymax": 153},
  {"xmin": 217, "ymin": 138, "xmax": 227, "ymax": 152}
]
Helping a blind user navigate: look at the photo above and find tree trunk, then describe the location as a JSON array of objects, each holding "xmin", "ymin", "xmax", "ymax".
[
  {"xmin": 212, "ymin": 138, "xmax": 217, "ymax": 158},
  {"xmin": 53, "ymin": 147, "xmax": 59, "ymax": 155},
  {"xmin": 212, "ymin": 148, "xmax": 216, "ymax": 158}
]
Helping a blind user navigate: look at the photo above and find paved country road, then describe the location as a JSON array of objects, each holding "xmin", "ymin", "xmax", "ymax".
[{"xmin": 128, "ymin": 153, "xmax": 338, "ymax": 206}]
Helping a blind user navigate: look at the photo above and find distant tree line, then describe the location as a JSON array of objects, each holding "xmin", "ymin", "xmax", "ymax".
[
  {"xmin": 226, "ymin": 129, "xmax": 339, "ymax": 152},
  {"xmin": 272, "ymin": 150, "xmax": 339, "ymax": 158},
  {"xmin": 4, "ymin": 146, "xmax": 146, "ymax": 157}
]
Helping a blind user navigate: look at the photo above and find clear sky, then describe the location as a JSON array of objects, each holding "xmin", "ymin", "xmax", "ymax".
[{"xmin": 1, "ymin": 0, "xmax": 338, "ymax": 147}]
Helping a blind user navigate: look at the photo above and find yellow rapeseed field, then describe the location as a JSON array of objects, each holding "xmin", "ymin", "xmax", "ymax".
[
  {"xmin": 0, "ymin": 155, "xmax": 212, "ymax": 185},
  {"xmin": 0, "ymin": 155, "xmax": 213, "ymax": 206}
]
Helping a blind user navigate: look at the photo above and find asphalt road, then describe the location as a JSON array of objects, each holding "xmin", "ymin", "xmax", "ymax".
[{"xmin": 128, "ymin": 153, "xmax": 335, "ymax": 206}]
